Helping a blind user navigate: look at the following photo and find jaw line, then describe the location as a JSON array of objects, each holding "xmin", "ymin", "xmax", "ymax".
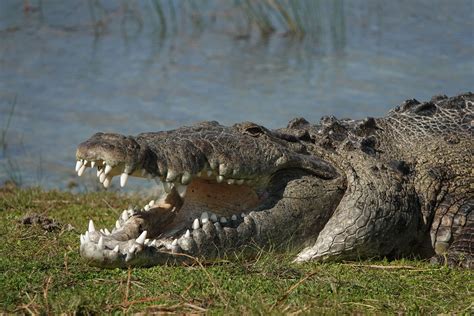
[{"xmin": 78, "ymin": 165, "xmax": 268, "ymax": 266}]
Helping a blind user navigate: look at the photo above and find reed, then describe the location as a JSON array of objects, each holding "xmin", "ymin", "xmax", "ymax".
[
  {"xmin": 0, "ymin": 95, "xmax": 23, "ymax": 186},
  {"xmin": 85, "ymin": 0, "xmax": 323, "ymax": 39},
  {"xmin": 1, "ymin": 95, "xmax": 16, "ymax": 154}
]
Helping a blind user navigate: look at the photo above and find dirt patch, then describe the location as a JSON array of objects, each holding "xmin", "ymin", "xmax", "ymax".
[{"xmin": 21, "ymin": 213, "xmax": 62, "ymax": 231}]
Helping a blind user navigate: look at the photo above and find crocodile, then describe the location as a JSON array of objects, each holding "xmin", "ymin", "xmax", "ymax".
[{"xmin": 75, "ymin": 93, "xmax": 473, "ymax": 268}]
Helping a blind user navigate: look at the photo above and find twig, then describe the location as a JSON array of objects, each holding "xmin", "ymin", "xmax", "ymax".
[
  {"xmin": 173, "ymin": 252, "xmax": 228, "ymax": 306},
  {"xmin": 180, "ymin": 282, "xmax": 194, "ymax": 299},
  {"xmin": 102, "ymin": 198, "xmax": 116, "ymax": 210},
  {"xmin": 120, "ymin": 296, "xmax": 167, "ymax": 308},
  {"xmin": 145, "ymin": 302, "xmax": 207, "ymax": 313},
  {"xmin": 43, "ymin": 276, "xmax": 52, "ymax": 315},
  {"xmin": 342, "ymin": 263, "xmax": 432, "ymax": 270},
  {"xmin": 63, "ymin": 251, "xmax": 69, "ymax": 273},
  {"xmin": 270, "ymin": 269, "xmax": 319, "ymax": 311},
  {"xmin": 341, "ymin": 302, "xmax": 377, "ymax": 309},
  {"xmin": 15, "ymin": 293, "xmax": 39, "ymax": 315},
  {"xmin": 124, "ymin": 267, "xmax": 132, "ymax": 304},
  {"xmin": 183, "ymin": 302, "xmax": 208, "ymax": 312}
]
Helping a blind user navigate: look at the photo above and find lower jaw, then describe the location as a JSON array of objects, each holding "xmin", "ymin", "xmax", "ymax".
[
  {"xmin": 80, "ymin": 209, "xmax": 259, "ymax": 268},
  {"xmin": 79, "ymin": 179, "xmax": 264, "ymax": 267}
]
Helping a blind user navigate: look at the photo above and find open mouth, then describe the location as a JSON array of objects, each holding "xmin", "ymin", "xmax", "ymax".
[
  {"xmin": 75, "ymin": 124, "xmax": 340, "ymax": 267},
  {"xmin": 76, "ymin": 157, "xmax": 268, "ymax": 267}
]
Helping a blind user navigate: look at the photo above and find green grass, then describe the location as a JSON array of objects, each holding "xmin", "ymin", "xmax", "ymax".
[{"xmin": 0, "ymin": 186, "xmax": 472, "ymax": 314}]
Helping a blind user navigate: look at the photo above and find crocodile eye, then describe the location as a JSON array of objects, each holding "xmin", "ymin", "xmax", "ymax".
[
  {"xmin": 233, "ymin": 122, "xmax": 267, "ymax": 137},
  {"xmin": 244, "ymin": 125, "xmax": 265, "ymax": 137}
]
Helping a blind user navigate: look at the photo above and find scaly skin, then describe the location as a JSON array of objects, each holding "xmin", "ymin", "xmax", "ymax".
[{"xmin": 76, "ymin": 93, "xmax": 473, "ymax": 268}]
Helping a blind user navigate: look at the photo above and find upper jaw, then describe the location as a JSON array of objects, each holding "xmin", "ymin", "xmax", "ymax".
[
  {"xmin": 75, "ymin": 130, "xmax": 268, "ymax": 190},
  {"xmin": 76, "ymin": 132, "xmax": 144, "ymax": 188},
  {"xmin": 75, "ymin": 124, "xmax": 338, "ymax": 190}
]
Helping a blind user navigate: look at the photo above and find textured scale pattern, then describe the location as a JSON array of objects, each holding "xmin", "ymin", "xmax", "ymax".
[{"xmin": 75, "ymin": 93, "xmax": 473, "ymax": 268}]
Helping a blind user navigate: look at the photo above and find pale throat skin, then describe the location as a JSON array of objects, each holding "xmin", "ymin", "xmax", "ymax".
[{"xmin": 75, "ymin": 93, "xmax": 473, "ymax": 268}]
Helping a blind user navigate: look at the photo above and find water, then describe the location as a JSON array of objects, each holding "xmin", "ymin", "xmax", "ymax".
[{"xmin": 0, "ymin": 0, "xmax": 473, "ymax": 190}]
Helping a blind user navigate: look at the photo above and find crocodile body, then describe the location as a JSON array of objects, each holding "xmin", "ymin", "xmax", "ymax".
[{"xmin": 75, "ymin": 93, "xmax": 473, "ymax": 268}]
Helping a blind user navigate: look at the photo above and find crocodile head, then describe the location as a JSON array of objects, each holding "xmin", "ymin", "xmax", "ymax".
[{"xmin": 76, "ymin": 121, "xmax": 346, "ymax": 268}]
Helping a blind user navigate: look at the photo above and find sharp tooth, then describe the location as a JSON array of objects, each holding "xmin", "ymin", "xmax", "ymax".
[
  {"xmin": 220, "ymin": 217, "xmax": 228, "ymax": 224},
  {"xmin": 77, "ymin": 164, "xmax": 87, "ymax": 176},
  {"xmin": 231, "ymin": 215, "xmax": 237, "ymax": 221},
  {"xmin": 103, "ymin": 175, "xmax": 112, "ymax": 188},
  {"xmin": 172, "ymin": 239, "xmax": 178, "ymax": 246},
  {"xmin": 90, "ymin": 161, "xmax": 96, "ymax": 168},
  {"xmin": 80, "ymin": 234, "xmax": 84, "ymax": 244},
  {"xmin": 104, "ymin": 228, "xmax": 110, "ymax": 235},
  {"xmin": 144, "ymin": 205, "xmax": 150, "ymax": 211},
  {"xmin": 209, "ymin": 161, "xmax": 217, "ymax": 170},
  {"xmin": 104, "ymin": 164, "xmax": 112, "ymax": 175},
  {"xmin": 175, "ymin": 184, "xmax": 188, "ymax": 198},
  {"xmin": 100, "ymin": 228, "xmax": 105, "ymax": 234},
  {"xmin": 207, "ymin": 170, "xmax": 213, "ymax": 177},
  {"xmin": 120, "ymin": 173, "xmax": 129, "ymax": 187},
  {"xmin": 185, "ymin": 229, "xmax": 191, "ymax": 238},
  {"xmin": 115, "ymin": 220, "xmax": 121, "ymax": 229},
  {"xmin": 97, "ymin": 169, "xmax": 103, "ymax": 177},
  {"xmin": 236, "ymin": 179, "xmax": 244, "ymax": 185},
  {"xmin": 210, "ymin": 214, "xmax": 218, "ymax": 222},
  {"xmin": 121, "ymin": 210, "xmax": 128, "ymax": 221},
  {"xmin": 97, "ymin": 236, "xmax": 104, "ymax": 250},
  {"xmin": 150, "ymin": 240, "xmax": 157, "ymax": 247},
  {"xmin": 144, "ymin": 238, "xmax": 150, "ymax": 245},
  {"xmin": 201, "ymin": 212, "xmax": 209, "ymax": 224},
  {"xmin": 99, "ymin": 172, "xmax": 106, "ymax": 183},
  {"xmin": 181, "ymin": 171, "xmax": 192, "ymax": 184},
  {"xmin": 227, "ymin": 179, "xmax": 235, "ymax": 185},
  {"xmin": 113, "ymin": 245, "xmax": 119, "ymax": 252},
  {"xmin": 85, "ymin": 231, "xmax": 90, "ymax": 242},
  {"xmin": 166, "ymin": 170, "xmax": 177, "ymax": 182},
  {"xmin": 163, "ymin": 181, "xmax": 173, "ymax": 193},
  {"xmin": 192, "ymin": 218, "xmax": 200, "ymax": 230},
  {"xmin": 88, "ymin": 220, "xmax": 95, "ymax": 232},
  {"xmin": 75, "ymin": 160, "xmax": 83, "ymax": 172},
  {"xmin": 217, "ymin": 175, "xmax": 224, "ymax": 183},
  {"xmin": 129, "ymin": 245, "xmax": 137, "ymax": 253},
  {"xmin": 148, "ymin": 200, "xmax": 155, "ymax": 206},
  {"xmin": 136, "ymin": 230, "xmax": 147, "ymax": 244},
  {"xmin": 219, "ymin": 163, "xmax": 227, "ymax": 175}
]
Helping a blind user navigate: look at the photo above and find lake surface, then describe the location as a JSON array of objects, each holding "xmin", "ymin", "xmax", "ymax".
[{"xmin": 0, "ymin": 0, "xmax": 473, "ymax": 191}]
